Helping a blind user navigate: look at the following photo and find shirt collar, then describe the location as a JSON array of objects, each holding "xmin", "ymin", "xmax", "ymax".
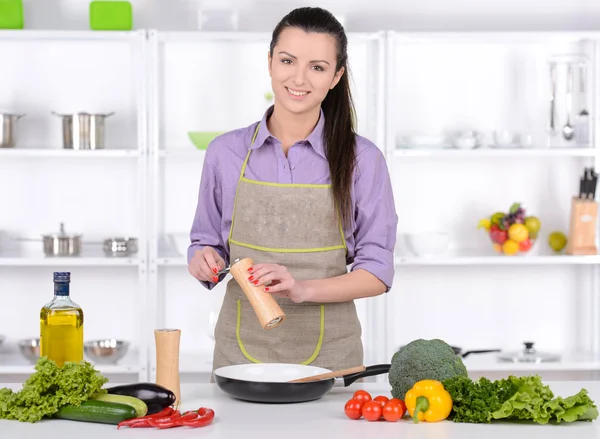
[{"xmin": 250, "ymin": 105, "xmax": 326, "ymax": 159}]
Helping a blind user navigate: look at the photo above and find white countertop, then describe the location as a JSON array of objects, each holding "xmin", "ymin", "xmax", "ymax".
[{"xmin": 1, "ymin": 381, "xmax": 600, "ymax": 438}]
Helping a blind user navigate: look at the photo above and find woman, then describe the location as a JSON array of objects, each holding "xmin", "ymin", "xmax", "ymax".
[{"xmin": 188, "ymin": 6, "xmax": 398, "ymax": 374}]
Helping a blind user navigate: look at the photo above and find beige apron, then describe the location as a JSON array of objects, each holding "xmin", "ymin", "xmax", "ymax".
[{"xmin": 211, "ymin": 123, "xmax": 363, "ymax": 376}]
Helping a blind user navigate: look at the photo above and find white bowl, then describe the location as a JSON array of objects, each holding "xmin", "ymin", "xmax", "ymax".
[{"xmin": 404, "ymin": 233, "xmax": 449, "ymax": 257}]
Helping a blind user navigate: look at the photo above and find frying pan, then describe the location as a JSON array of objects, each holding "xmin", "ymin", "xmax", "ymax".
[
  {"xmin": 213, "ymin": 363, "xmax": 391, "ymax": 403},
  {"xmin": 398, "ymin": 344, "xmax": 501, "ymax": 358},
  {"xmin": 451, "ymin": 346, "xmax": 500, "ymax": 358}
]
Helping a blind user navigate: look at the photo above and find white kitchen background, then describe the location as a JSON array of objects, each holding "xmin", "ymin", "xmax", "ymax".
[{"xmin": 0, "ymin": 0, "xmax": 600, "ymax": 384}]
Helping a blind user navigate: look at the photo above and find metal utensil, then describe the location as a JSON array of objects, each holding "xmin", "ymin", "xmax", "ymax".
[
  {"xmin": 563, "ymin": 65, "xmax": 575, "ymax": 141},
  {"xmin": 42, "ymin": 223, "xmax": 82, "ymax": 257},
  {"xmin": 103, "ymin": 237, "xmax": 138, "ymax": 257},
  {"xmin": 0, "ymin": 112, "xmax": 26, "ymax": 148},
  {"xmin": 52, "ymin": 111, "xmax": 114, "ymax": 150},
  {"xmin": 549, "ymin": 63, "xmax": 556, "ymax": 135},
  {"xmin": 84, "ymin": 339, "xmax": 129, "ymax": 364},
  {"xmin": 497, "ymin": 341, "xmax": 561, "ymax": 363},
  {"xmin": 18, "ymin": 338, "xmax": 41, "ymax": 364}
]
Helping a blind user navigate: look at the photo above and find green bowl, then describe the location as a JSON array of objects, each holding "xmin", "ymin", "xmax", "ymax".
[
  {"xmin": 0, "ymin": 0, "xmax": 24, "ymax": 29},
  {"xmin": 188, "ymin": 131, "xmax": 224, "ymax": 150},
  {"xmin": 89, "ymin": 1, "xmax": 133, "ymax": 31}
]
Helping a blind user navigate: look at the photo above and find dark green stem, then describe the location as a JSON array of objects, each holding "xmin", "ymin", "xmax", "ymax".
[{"xmin": 413, "ymin": 396, "xmax": 430, "ymax": 424}]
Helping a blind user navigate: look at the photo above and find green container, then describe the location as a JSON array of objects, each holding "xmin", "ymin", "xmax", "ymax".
[
  {"xmin": 89, "ymin": 1, "xmax": 132, "ymax": 31},
  {"xmin": 0, "ymin": 0, "xmax": 24, "ymax": 29},
  {"xmin": 188, "ymin": 132, "xmax": 224, "ymax": 150}
]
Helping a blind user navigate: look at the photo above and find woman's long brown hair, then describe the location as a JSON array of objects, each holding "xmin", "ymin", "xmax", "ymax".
[{"xmin": 269, "ymin": 7, "xmax": 357, "ymax": 230}]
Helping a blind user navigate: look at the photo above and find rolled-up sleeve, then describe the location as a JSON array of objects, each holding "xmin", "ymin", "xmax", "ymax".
[
  {"xmin": 187, "ymin": 141, "xmax": 229, "ymax": 290},
  {"xmin": 350, "ymin": 144, "xmax": 398, "ymax": 291}
]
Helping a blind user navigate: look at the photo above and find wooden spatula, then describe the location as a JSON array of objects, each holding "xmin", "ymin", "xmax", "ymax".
[{"xmin": 288, "ymin": 365, "xmax": 366, "ymax": 383}]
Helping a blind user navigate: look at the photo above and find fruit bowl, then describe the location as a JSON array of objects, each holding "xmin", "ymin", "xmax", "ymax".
[{"xmin": 478, "ymin": 202, "xmax": 541, "ymax": 256}]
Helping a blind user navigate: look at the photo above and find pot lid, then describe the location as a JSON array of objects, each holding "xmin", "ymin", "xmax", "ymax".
[
  {"xmin": 44, "ymin": 223, "xmax": 82, "ymax": 238},
  {"xmin": 498, "ymin": 341, "xmax": 561, "ymax": 363}
]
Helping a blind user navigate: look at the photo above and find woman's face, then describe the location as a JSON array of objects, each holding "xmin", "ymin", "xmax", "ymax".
[{"xmin": 268, "ymin": 27, "xmax": 344, "ymax": 116}]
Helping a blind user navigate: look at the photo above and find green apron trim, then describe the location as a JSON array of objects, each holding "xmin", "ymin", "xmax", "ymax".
[
  {"xmin": 236, "ymin": 299, "xmax": 326, "ymax": 365},
  {"xmin": 229, "ymin": 238, "xmax": 346, "ymax": 253},
  {"xmin": 240, "ymin": 177, "xmax": 331, "ymax": 189}
]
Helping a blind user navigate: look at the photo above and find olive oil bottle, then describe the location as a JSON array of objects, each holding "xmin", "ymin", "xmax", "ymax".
[{"xmin": 40, "ymin": 272, "xmax": 84, "ymax": 367}]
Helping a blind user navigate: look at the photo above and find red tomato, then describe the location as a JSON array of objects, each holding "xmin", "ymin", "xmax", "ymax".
[
  {"xmin": 352, "ymin": 390, "xmax": 372, "ymax": 404},
  {"xmin": 373, "ymin": 395, "xmax": 389, "ymax": 407},
  {"xmin": 382, "ymin": 398, "xmax": 407, "ymax": 422},
  {"xmin": 344, "ymin": 399, "xmax": 363, "ymax": 420},
  {"xmin": 361, "ymin": 401, "xmax": 382, "ymax": 422}
]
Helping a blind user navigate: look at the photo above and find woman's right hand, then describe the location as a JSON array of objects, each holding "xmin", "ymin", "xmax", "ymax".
[{"xmin": 189, "ymin": 246, "xmax": 226, "ymax": 283}]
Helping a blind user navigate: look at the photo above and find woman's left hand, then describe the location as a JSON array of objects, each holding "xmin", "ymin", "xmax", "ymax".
[{"xmin": 247, "ymin": 263, "xmax": 310, "ymax": 303}]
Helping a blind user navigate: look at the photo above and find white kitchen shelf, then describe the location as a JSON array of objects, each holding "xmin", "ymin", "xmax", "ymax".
[
  {"xmin": 0, "ymin": 30, "xmax": 144, "ymax": 42},
  {"xmin": 0, "ymin": 351, "xmax": 142, "ymax": 375},
  {"xmin": 0, "ymin": 256, "xmax": 141, "ymax": 267},
  {"xmin": 0, "ymin": 149, "xmax": 141, "ymax": 159},
  {"xmin": 158, "ymin": 149, "xmax": 204, "ymax": 159},
  {"xmin": 462, "ymin": 352, "xmax": 600, "ymax": 372},
  {"xmin": 393, "ymin": 147, "xmax": 599, "ymax": 158},
  {"xmin": 395, "ymin": 253, "xmax": 600, "ymax": 266}
]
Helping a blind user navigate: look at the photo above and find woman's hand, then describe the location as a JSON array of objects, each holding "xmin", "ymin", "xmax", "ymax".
[
  {"xmin": 189, "ymin": 246, "xmax": 226, "ymax": 283},
  {"xmin": 248, "ymin": 263, "xmax": 311, "ymax": 303}
]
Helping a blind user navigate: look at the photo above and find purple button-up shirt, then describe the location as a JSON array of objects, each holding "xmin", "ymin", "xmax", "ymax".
[{"xmin": 188, "ymin": 107, "xmax": 398, "ymax": 292}]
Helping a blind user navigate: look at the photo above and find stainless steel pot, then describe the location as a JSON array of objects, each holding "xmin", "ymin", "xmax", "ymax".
[
  {"xmin": 52, "ymin": 111, "xmax": 114, "ymax": 150},
  {"xmin": 42, "ymin": 223, "xmax": 82, "ymax": 257},
  {"xmin": 103, "ymin": 237, "xmax": 138, "ymax": 257},
  {"xmin": 0, "ymin": 112, "xmax": 26, "ymax": 148}
]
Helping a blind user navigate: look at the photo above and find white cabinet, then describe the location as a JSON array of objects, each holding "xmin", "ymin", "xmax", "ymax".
[{"xmin": 1, "ymin": 29, "xmax": 600, "ymax": 384}]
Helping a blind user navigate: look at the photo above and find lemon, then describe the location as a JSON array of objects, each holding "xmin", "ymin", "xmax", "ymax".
[
  {"xmin": 548, "ymin": 231, "xmax": 567, "ymax": 252},
  {"xmin": 503, "ymin": 239, "xmax": 519, "ymax": 256},
  {"xmin": 508, "ymin": 223, "xmax": 529, "ymax": 243},
  {"xmin": 478, "ymin": 218, "xmax": 491, "ymax": 231}
]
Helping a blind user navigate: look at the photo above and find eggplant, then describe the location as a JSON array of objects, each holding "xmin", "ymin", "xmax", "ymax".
[{"xmin": 106, "ymin": 382, "xmax": 176, "ymax": 415}]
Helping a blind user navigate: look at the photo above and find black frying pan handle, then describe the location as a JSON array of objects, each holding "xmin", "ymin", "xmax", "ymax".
[
  {"xmin": 343, "ymin": 364, "xmax": 391, "ymax": 386},
  {"xmin": 461, "ymin": 349, "xmax": 501, "ymax": 358}
]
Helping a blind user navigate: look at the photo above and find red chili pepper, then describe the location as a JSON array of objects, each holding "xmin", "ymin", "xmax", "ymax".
[
  {"xmin": 177, "ymin": 408, "xmax": 215, "ymax": 428},
  {"xmin": 116, "ymin": 406, "xmax": 175, "ymax": 429},
  {"xmin": 117, "ymin": 418, "xmax": 152, "ymax": 429},
  {"xmin": 147, "ymin": 411, "xmax": 183, "ymax": 429}
]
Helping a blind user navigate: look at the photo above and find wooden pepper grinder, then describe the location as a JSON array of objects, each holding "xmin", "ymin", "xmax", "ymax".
[
  {"xmin": 230, "ymin": 258, "xmax": 286, "ymax": 329},
  {"xmin": 154, "ymin": 329, "xmax": 181, "ymax": 409}
]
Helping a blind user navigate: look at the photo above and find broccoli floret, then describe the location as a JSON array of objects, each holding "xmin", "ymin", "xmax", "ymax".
[{"xmin": 388, "ymin": 338, "xmax": 469, "ymax": 400}]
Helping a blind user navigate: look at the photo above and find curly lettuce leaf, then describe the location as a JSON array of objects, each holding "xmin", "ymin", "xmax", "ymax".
[
  {"xmin": 443, "ymin": 375, "xmax": 518, "ymax": 423},
  {"xmin": 542, "ymin": 389, "xmax": 599, "ymax": 423},
  {"xmin": 0, "ymin": 357, "xmax": 108, "ymax": 423},
  {"xmin": 491, "ymin": 375, "xmax": 555, "ymax": 424}
]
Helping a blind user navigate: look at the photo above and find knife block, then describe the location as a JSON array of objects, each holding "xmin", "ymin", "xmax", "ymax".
[
  {"xmin": 154, "ymin": 329, "xmax": 181, "ymax": 409},
  {"xmin": 566, "ymin": 197, "xmax": 598, "ymax": 255}
]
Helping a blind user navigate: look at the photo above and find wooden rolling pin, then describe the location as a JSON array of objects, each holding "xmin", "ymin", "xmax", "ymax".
[
  {"xmin": 154, "ymin": 329, "xmax": 181, "ymax": 410},
  {"xmin": 230, "ymin": 257, "xmax": 286, "ymax": 330}
]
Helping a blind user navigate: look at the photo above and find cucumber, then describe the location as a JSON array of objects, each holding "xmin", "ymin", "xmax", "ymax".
[
  {"xmin": 54, "ymin": 400, "xmax": 137, "ymax": 425},
  {"xmin": 91, "ymin": 393, "xmax": 148, "ymax": 417}
]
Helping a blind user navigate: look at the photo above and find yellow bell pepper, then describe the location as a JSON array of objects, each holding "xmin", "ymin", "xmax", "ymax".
[{"xmin": 405, "ymin": 379, "xmax": 453, "ymax": 423}]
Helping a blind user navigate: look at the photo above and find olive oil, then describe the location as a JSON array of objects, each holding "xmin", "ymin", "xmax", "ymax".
[{"xmin": 40, "ymin": 272, "xmax": 84, "ymax": 367}]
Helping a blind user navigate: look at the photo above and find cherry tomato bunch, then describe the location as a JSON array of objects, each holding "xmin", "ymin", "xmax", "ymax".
[{"xmin": 344, "ymin": 390, "xmax": 407, "ymax": 422}]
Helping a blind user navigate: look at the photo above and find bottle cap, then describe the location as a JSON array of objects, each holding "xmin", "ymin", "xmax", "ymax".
[{"xmin": 53, "ymin": 272, "xmax": 71, "ymax": 283}]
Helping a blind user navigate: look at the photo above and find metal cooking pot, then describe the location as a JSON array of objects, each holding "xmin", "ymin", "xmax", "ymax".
[
  {"xmin": 0, "ymin": 112, "xmax": 26, "ymax": 148},
  {"xmin": 103, "ymin": 237, "xmax": 138, "ymax": 257},
  {"xmin": 42, "ymin": 223, "xmax": 82, "ymax": 257},
  {"xmin": 52, "ymin": 111, "xmax": 114, "ymax": 150}
]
